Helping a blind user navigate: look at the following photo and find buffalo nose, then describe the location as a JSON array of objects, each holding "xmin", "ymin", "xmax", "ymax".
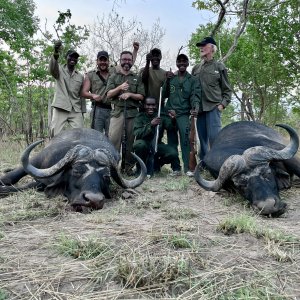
[{"xmin": 82, "ymin": 192, "xmax": 105, "ymax": 209}]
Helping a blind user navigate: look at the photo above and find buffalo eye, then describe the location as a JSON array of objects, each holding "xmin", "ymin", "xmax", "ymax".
[{"xmin": 72, "ymin": 164, "xmax": 86, "ymax": 177}]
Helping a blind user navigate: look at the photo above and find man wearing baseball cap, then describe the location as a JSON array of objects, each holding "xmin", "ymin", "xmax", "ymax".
[
  {"xmin": 81, "ymin": 50, "xmax": 112, "ymax": 136},
  {"xmin": 162, "ymin": 53, "xmax": 201, "ymax": 176},
  {"xmin": 192, "ymin": 36, "xmax": 232, "ymax": 164},
  {"xmin": 49, "ymin": 41, "xmax": 85, "ymax": 137}
]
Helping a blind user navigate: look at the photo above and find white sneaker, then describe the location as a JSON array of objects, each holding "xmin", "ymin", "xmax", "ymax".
[
  {"xmin": 170, "ymin": 170, "xmax": 181, "ymax": 177},
  {"xmin": 186, "ymin": 171, "xmax": 194, "ymax": 177}
]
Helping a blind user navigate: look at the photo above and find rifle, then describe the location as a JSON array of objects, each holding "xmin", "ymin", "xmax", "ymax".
[
  {"xmin": 188, "ymin": 116, "xmax": 198, "ymax": 172},
  {"xmin": 147, "ymin": 87, "xmax": 162, "ymax": 176},
  {"xmin": 121, "ymin": 99, "xmax": 127, "ymax": 173}
]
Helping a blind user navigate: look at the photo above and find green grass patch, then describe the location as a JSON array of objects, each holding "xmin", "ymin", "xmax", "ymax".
[
  {"xmin": 164, "ymin": 207, "xmax": 198, "ymax": 220},
  {"xmin": 54, "ymin": 234, "xmax": 112, "ymax": 260},
  {"xmin": 116, "ymin": 253, "xmax": 190, "ymax": 288},
  {"xmin": 218, "ymin": 213, "xmax": 299, "ymax": 244},
  {"xmin": 164, "ymin": 176, "xmax": 191, "ymax": 191},
  {"xmin": 167, "ymin": 234, "xmax": 194, "ymax": 249},
  {"xmin": 0, "ymin": 289, "xmax": 8, "ymax": 300}
]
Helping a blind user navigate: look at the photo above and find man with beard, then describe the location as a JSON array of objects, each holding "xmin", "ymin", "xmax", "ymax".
[
  {"xmin": 49, "ymin": 41, "xmax": 85, "ymax": 137},
  {"xmin": 163, "ymin": 54, "xmax": 201, "ymax": 176},
  {"xmin": 140, "ymin": 48, "xmax": 181, "ymax": 176},
  {"xmin": 81, "ymin": 51, "xmax": 111, "ymax": 136},
  {"xmin": 106, "ymin": 51, "xmax": 145, "ymax": 175},
  {"xmin": 192, "ymin": 37, "xmax": 232, "ymax": 162},
  {"xmin": 133, "ymin": 97, "xmax": 178, "ymax": 177}
]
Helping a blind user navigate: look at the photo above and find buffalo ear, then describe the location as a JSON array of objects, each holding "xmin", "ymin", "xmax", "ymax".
[
  {"xmin": 272, "ymin": 163, "xmax": 291, "ymax": 190},
  {"xmin": 43, "ymin": 173, "xmax": 66, "ymax": 198}
]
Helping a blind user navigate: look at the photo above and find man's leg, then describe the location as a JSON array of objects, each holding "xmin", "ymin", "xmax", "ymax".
[
  {"xmin": 108, "ymin": 114, "xmax": 124, "ymax": 151},
  {"xmin": 68, "ymin": 109, "xmax": 84, "ymax": 129},
  {"xmin": 50, "ymin": 108, "xmax": 69, "ymax": 137},
  {"xmin": 176, "ymin": 115, "xmax": 190, "ymax": 173},
  {"xmin": 197, "ymin": 113, "xmax": 209, "ymax": 160},
  {"xmin": 166, "ymin": 121, "xmax": 181, "ymax": 172},
  {"xmin": 207, "ymin": 107, "xmax": 222, "ymax": 147}
]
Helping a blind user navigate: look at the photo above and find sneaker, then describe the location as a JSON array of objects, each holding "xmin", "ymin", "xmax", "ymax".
[
  {"xmin": 186, "ymin": 170, "xmax": 194, "ymax": 177},
  {"xmin": 170, "ymin": 170, "xmax": 182, "ymax": 177}
]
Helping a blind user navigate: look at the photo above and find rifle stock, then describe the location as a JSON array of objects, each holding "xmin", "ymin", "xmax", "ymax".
[
  {"xmin": 121, "ymin": 100, "xmax": 127, "ymax": 172},
  {"xmin": 188, "ymin": 116, "xmax": 197, "ymax": 172}
]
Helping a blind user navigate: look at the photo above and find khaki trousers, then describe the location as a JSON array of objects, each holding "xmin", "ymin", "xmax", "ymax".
[
  {"xmin": 109, "ymin": 113, "xmax": 135, "ymax": 169},
  {"xmin": 50, "ymin": 107, "xmax": 84, "ymax": 137}
]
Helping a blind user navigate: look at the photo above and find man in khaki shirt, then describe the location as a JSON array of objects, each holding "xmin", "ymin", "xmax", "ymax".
[{"xmin": 49, "ymin": 41, "xmax": 85, "ymax": 137}]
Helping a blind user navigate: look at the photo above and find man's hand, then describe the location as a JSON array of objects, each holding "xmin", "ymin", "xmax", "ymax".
[
  {"xmin": 217, "ymin": 104, "xmax": 224, "ymax": 111},
  {"xmin": 146, "ymin": 53, "xmax": 152, "ymax": 64},
  {"xmin": 168, "ymin": 110, "xmax": 176, "ymax": 119},
  {"xmin": 166, "ymin": 68, "xmax": 174, "ymax": 79},
  {"xmin": 119, "ymin": 81, "xmax": 129, "ymax": 92},
  {"xmin": 119, "ymin": 92, "xmax": 131, "ymax": 100},
  {"xmin": 92, "ymin": 94, "xmax": 101, "ymax": 101},
  {"xmin": 133, "ymin": 41, "xmax": 140, "ymax": 52},
  {"xmin": 151, "ymin": 117, "xmax": 161, "ymax": 127},
  {"xmin": 190, "ymin": 108, "xmax": 199, "ymax": 117},
  {"xmin": 54, "ymin": 40, "xmax": 62, "ymax": 54}
]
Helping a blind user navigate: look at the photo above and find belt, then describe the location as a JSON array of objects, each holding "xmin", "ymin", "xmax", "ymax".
[{"xmin": 93, "ymin": 102, "xmax": 111, "ymax": 109}]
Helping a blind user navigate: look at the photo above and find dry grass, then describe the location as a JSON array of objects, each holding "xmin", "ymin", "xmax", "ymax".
[{"xmin": 0, "ymin": 141, "xmax": 300, "ymax": 299}]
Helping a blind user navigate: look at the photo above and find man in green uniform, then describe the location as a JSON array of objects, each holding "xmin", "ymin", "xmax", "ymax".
[
  {"xmin": 81, "ymin": 51, "xmax": 111, "ymax": 136},
  {"xmin": 133, "ymin": 97, "xmax": 179, "ymax": 177},
  {"xmin": 106, "ymin": 51, "xmax": 145, "ymax": 175},
  {"xmin": 192, "ymin": 36, "xmax": 232, "ymax": 161},
  {"xmin": 49, "ymin": 41, "xmax": 85, "ymax": 137},
  {"xmin": 140, "ymin": 48, "xmax": 181, "ymax": 175},
  {"xmin": 163, "ymin": 54, "xmax": 201, "ymax": 176}
]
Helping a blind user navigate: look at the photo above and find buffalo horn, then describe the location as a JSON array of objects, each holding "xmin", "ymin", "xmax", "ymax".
[
  {"xmin": 22, "ymin": 142, "xmax": 87, "ymax": 178},
  {"xmin": 243, "ymin": 124, "xmax": 299, "ymax": 166},
  {"xmin": 110, "ymin": 153, "xmax": 147, "ymax": 188},
  {"xmin": 194, "ymin": 155, "xmax": 246, "ymax": 192}
]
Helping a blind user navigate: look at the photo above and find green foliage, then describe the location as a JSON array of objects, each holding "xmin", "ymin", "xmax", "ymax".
[
  {"xmin": 0, "ymin": 289, "xmax": 8, "ymax": 300},
  {"xmin": 189, "ymin": 0, "xmax": 300, "ymax": 125},
  {"xmin": 0, "ymin": 0, "xmax": 39, "ymax": 51},
  {"xmin": 54, "ymin": 234, "xmax": 112, "ymax": 260}
]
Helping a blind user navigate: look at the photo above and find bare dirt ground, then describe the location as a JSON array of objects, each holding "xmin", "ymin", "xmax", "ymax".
[{"xmin": 0, "ymin": 143, "xmax": 300, "ymax": 299}]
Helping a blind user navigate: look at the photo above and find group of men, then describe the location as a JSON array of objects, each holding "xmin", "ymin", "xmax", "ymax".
[{"xmin": 48, "ymin": 37, "xmax": 232, "ymax": 177}]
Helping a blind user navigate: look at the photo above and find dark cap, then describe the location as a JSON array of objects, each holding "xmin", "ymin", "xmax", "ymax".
[
  {"xmin": 176, "ymin": 53, "xmax": 189, "ymax": 61},
  {"xmin": 97, "ymin": 51, "xmax": 109, "ymax": 59},
  {"xmin": 196, "ymin": 36, "xmax": 216, "ymax": 47},
  {"xmin": 65, "ymin": 49, "xmax": 80, "ymax": 58},
  {"xmin": 150, "ymin": 48, "xmax": 162, "ymax": 56}
]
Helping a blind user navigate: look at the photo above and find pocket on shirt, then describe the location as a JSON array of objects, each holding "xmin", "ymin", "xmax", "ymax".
[
  {"xmin": 207, "ymin": 72, "xmax": 220, "ymax": 87},
  {"xmin": 71, "ymin": 78, "xmax": 83, "ymax": 95}
]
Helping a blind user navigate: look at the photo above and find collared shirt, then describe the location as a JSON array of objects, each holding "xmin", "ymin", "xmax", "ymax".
[
  {"xmin": 162, "ymin": 72, "xmax": 201, "ymax": 117},
  {"xmin": 139, "ymin": 67, "xmax": 166, "ymax": 101},
  {"xmin": 87, "ymin": 69, "xmax": 112, "ymax": 108},
  {"xmin": 106, "ymin": 70, "xmax": 145, "ymax": 118},
  {"xmin": 192, "ymin": 59, "xmax": 232, "ymax": 112},
  {"xmin": 49, "ymin": 56, "xmax": 86, "ymax": 113}
]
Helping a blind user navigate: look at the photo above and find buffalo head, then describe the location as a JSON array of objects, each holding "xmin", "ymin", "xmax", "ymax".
[
  {"xmin": 21, "ymin": 141, "xmax": 147, "ymax": 212},
  {"xmin": 195, "ymin": 124, "xmax": 299, "ymax": 217}
]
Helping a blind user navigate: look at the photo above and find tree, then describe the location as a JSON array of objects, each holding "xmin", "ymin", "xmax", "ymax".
[
  {"xmin": 190, "ymin": 0, "xmax": 300, "ymax": 125},
  {"xmin": 82, "ymin": 10, "xmax": 165, "ymax": 71}
]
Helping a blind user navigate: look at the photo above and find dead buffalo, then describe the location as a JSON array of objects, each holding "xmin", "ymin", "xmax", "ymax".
[
  {"xmin": 0, "ymin": 128, "xmax": 147, "ymax": 211},
  {"xmin": 194, "ymin": 121, "xmax": 300, "ymax": 217}
]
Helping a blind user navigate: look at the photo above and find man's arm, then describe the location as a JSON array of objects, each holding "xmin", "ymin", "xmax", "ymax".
[
  {"xmin": 81, "ymin": 74, "xmax": 101, "ymax": 101},
  {"xmin": 49, "ymin": 40, "xmax": 62, "ymax": 79},
  {"xmin": 220, "ymin": 68, "xmax": 232, "ymax": 108},
  {"xmin": 132, "ymin": 41, "xmax": 139, "ymax": 65}
]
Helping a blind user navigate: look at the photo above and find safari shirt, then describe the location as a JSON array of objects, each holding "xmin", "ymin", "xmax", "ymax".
[
  {"xmin": 162, "ymin": 72, "xmax": 201, "ymax": 117},
  {"xmin": 106, "ymin": 70, "xmax": 145, "ymax": 118},
  {"xmin": 133, "ymin": 112, "xmax": 173, "ymax": 143},
  {"xmin": 87, "ymin": 69, "xmax": 111, "ymax": 108},
  {"xmin": 49, "ymin": 56, "xmax": 86, "ymax": 113},
  {"xmin": 139, "ymin": 67, "xmax": 166, "ymax": 101},
  {"xmin": 192, "ymin": 59, "xmax": 232, "ymax": 112}
]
